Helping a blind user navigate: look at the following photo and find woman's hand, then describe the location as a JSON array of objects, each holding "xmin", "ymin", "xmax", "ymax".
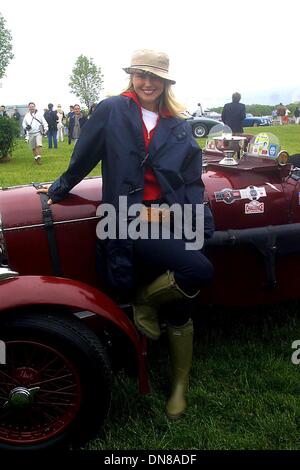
[{"xmin": 36, "ymin": 185, "xmax": 53, "ymax": 205}]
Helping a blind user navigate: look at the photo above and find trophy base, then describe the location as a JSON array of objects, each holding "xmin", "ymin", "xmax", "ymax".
[{"xmin": 219, "ymin": 156, "xmax": 238, "ymax": 166}]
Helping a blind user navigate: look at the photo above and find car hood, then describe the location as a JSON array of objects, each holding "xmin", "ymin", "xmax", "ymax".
[{"xmin": 186, "ymin": 117, "xmax": 221, "ymax": 124}]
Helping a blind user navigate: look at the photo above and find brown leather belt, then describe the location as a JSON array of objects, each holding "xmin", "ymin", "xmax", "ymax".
[{"xmin": 139, "ymin": 206, "xmax": 171, "ymax": 223}]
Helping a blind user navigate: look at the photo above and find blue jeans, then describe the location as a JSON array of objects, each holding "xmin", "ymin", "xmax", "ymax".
[
  {"xmin": 48, "ymin": 128, "xmax": 57, "ymax": 149},
  {"xmin": 133, "ymin": 230, "xmax": 214, "ymax": 325},
  {"xmin": 133, "ymin": 234, "xmax": 214, "ymax": 291}
]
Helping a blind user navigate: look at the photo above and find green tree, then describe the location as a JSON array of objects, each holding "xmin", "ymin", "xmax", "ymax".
[
  {"xmin": 0, "ymin": 116, "xmax": 19, "ymax": 161},
  {"xmin": 246, "ymin": 104, "xmax": 274, "ymax": 116},
  {"xmin": 69, "ymin": 55, "xmax": 104, "ymax": 109},
  {"xmin": 210, "ymin": 104, "xmax": 274, "ymax": 116},
  {"xmin": 0, "ymin": 13, "xmax": 14, "ymax": 80}
]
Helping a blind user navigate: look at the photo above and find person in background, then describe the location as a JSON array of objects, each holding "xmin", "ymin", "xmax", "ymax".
[
  {"xmin": 12, "ymin": 107, "xmax": 20, "ymax": 122},
  {"xmin": 276, "ymin": 103, "xmax": 286, "ymax": 125},
  {"xmin": 12, "ymin": 107, "xmax": 22, "ymax": 136},
  {"xmin": 37, "ymin": 48, "xmax": 214, "ymax": 419},
  {"xmin": 56, "ymin": 104, "xmax": 65, "ymax": 142},
  {"xmin": 0, "ymin": 105, "xmax": 8, "ymax": 117},
  {"xmin": 271, "ymin": 108, "xmax": 277, "ymax": 124},
  {"xmin": 88, "ymin": 103, "xmax": 98, "ymax": 117},
  {"xmin": 221, "ymin": 92, "xmax": 246, "ymax": 134},
  {"xmin": 193, "ymin": 102, "xmax": 203, "ymax": 117},
  {"xmin": 68, "ymin": 104, "xmax": 87, "ymax": 145},
  {"xmin": 294, "ymin": 106, "xmax": 300, "ymax": 125},
  {"xmin": 23, "ymin": 102, "xmax": 48, "ymax": 164},
  {"xmin": 44, "ymin": 103, "xmax": 58, "ymax": 149},
  {"xmin": 66, "ymin": 106, "xmax": 74, "ymax": 144},
  {"xmin": 283, "ymin": 107, "xmax": 290, "ymax": 125}
]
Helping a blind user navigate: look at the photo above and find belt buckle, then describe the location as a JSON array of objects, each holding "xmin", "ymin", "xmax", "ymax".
[
  {"xmin": 139, "ymin": 205, "xmax": 170, "ymax": 223},
  {"xmin": 150, "ymin": 207, "xmax": 170, "ymax": 223}
]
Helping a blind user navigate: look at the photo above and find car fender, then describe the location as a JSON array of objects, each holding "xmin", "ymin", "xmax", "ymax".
[{"xmin": 0, "ymin": 275, "xmax": 150, "ymax": 393}]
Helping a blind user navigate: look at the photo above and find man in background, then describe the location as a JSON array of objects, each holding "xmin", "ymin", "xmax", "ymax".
[
  {"xmin": 193, "ymin": 102, "xmax": 203, "ymax": 117},
  {"xmin": 221, "ymin": 92, "xmax": 246, "ymax": 134},
  {"xmin": 12, "ymin": 107, "xmax": 22, "ymax": 136},
  {"xmin": 12, "ymin": 107, "xmax": 20, "ymax": 122},
  {"xmin": 68, "ymin": 104, "xmax": 87, "ymax": 145},
  {"xmin": 67, "ymin": 105, "xmax": 75, "ymax": 144},
  {"xmin": 0, "ymin": 105, "xmax": 8, "ymax": 117},
  {"xmin": 23, "ymin": 102, "xmax": 48, "ymax": 164},
  {"xmin": 276, "ymin": 103, "xmax": 286, "ymax": 125},
  {"xmin": 44, "ymin": 103, "xmax": 58, "ymax": 149}
]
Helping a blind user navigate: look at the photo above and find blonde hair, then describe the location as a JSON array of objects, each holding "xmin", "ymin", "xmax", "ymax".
[{"xmin": 124, "ymin": 77, "xmax": 185, "ymax": 118}]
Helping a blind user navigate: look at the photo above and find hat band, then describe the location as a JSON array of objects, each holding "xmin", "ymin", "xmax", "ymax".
[{"xmin": 130, "ymin": 64, "xmax": 168, "ymax": 72}]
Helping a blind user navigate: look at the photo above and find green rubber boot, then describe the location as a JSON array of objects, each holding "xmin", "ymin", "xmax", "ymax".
[
  {"xmin": 133, "ymin": 271, "xmax": 198, "ymax": 340},
  {"xmin": 166, "ymin": 319, "xmax": 193, "ymax": 419}
]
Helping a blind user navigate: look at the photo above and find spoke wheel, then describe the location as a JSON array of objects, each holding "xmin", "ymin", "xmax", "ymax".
[
  {"xmin": 0, "ymin": 340, "xmax": 81, "ymax": 445},
  {"xmin": 0, "ymin": 313, "xmax": 112, "ymax": 450},
  {"xmin": 193, "ymin": 124, "xmax": 208, "ymax": 138}
]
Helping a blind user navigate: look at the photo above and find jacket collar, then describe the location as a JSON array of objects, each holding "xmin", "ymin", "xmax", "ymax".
[
  {"xmin": 121, "ymin": 91, "xmax": 180, "ymax": 158},
  {"xmin": 121, "ymin": 90, "xmax": 172, "ymax": 118}
]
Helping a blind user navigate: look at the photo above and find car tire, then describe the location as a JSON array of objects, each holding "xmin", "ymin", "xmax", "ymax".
[
  {"xmin": 253, "ymin": 122, "xmax": 259, "ymax": 127},
  {"xmin": 192, "ymin": 123, "xmax": 208, "ymax": 138},
  {"xmin": 0, "ymin": 312, "xmax": 112, "ymax": 450}
]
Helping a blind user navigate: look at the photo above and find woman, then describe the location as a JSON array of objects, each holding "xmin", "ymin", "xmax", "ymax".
[
  {"xmin": 37, "ymin": 49, "xmax": 214, "ymax": 419},
  {"xmin": 56, "ymin": 105, "xmax": 65, "ymax": 142}
]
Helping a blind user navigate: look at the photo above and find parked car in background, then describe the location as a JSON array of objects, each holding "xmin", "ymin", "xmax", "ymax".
[
  {"xmin": 262, "ymin": 116, "xmax": 273, "ymax": 125},
  {"xmin": 242, "ymin": 113, "xmax": 270, "ymax": 127},
  {"xmin": 184, "ymin": 114, "xmax": 224, "ymax": 137},
  {"xmin": 203, "ymin": 111, "xmax": 222, "ymax": 121}
]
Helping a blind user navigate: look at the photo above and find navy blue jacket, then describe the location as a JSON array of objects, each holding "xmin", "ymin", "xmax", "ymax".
[
  {"xmin": 48, "ymin": 95, "xmax": 214, "ymax": 293},
  {"xmin": 221, "ymin": 101, "xmax": 246, "ymax": 133}
]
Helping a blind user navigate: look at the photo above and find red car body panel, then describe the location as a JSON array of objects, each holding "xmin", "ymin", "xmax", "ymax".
[
  {"xmin": 201, "ymin": 146, "xmax": 300, "ymax": 307},
  {"xmin": 201, "ymin": 247, "xmax": 300, "ymax": 306},
  {"xmin": 1, "ymin": 275, "xmax": 134, "ymax": 335},
  {"xmin": 1, "ymin": 179, "xmax": 102, "ymax": 286},
  {"xmin": 204, "ymin": 165, "xmax": 291, "ymax": 229},
  {"xmin": 0, "ymin": 275, "xmax": 150, "ymax": 394}
]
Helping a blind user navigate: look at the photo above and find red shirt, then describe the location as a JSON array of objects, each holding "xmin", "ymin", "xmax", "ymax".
[{"xmin": 122, "ymin": 91, "xmax": 162, "ymax": 200}]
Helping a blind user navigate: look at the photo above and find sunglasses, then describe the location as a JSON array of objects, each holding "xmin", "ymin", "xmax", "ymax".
[{"xmin": 132, "ymin": 70, "xmax": 162, "ymax": 80}]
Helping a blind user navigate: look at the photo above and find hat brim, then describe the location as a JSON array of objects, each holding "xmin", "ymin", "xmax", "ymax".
[{"xmin": 123, "ymin": 66, "xmax": 176, "ymax": 85}]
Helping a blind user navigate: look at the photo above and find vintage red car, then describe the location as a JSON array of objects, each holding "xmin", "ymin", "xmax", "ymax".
[{"xmin": 0, "ymin": 132, "xmax": 300, "ymax": 450}]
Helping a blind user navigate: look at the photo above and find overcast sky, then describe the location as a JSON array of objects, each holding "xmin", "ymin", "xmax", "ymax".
[{"xmin": 0, "ymin": 0, "xmax": 299, "ymax": 113}]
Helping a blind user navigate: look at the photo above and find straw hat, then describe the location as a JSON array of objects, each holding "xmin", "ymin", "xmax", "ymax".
[{"xmin": 123, "ymin": 49, "xmax": 175, "ymax": 84}]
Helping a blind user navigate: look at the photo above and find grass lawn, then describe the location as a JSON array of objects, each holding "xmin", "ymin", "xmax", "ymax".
[
  {"xmin": 85, "ymin": 302, "xmax": 300, "ymax": 450},
  {"xmin": 1, "ymin": 124, "xmax": 299, "ymax": 189},
  {"xmin": 1, "ymin": 126, "xmax": 300, "ymax": 450},
  {"xmin": 0, "ymin": 138, "xmax": 100, "ymax": 188}
]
